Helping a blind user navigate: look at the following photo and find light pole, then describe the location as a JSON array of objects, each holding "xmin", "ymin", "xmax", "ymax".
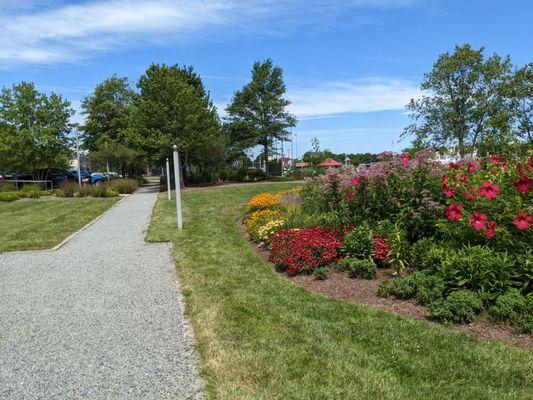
[
  {"xmin": 105, "ymin": 141, "xmax": 110, "ymax": 181},
  {"xmin": 172, "ymin": 145, "xmax": 183, "ymax": 230},
  {"xmin": 165, "ymin": 157, "xmax": 171, "ymax": 200}
]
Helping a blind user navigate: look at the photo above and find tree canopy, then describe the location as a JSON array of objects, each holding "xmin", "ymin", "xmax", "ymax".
[
  {"xmin": 225, "ymin": 59, "xmax": 296, "ymax": 177},
  {"xmin": 0, "ymin": 81, "xmax": 73, "ymax": 179},
  {"xmin": 404, "ymin": 44, "xmax": 531, "ymax": 156}
]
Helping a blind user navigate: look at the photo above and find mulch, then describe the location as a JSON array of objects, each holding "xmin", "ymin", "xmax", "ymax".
[{"xmin": 236, "ymin": 218, "xmax": 533, "ymax": 351}]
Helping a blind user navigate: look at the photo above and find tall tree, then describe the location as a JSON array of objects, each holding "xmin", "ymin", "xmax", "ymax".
[
  {"xmin": 225, "ymin": 59, "xmax": 296, "ymax": 178},
  {"xmin": 80, "ymin": 76, "xmax": 142, "ymax": 176},
  {"xmin": 505, "ymin": 63, "xmax": 532, "ymax": 144},
  {"xmin": 404, "ymin": 44, "xmax": 513, "ymax": 157},
  {"xmin": 0, "ymin": 82, "xmax": 73, "ymax": 180},
  {"xmin": 134, "ymin": 64, "xmax": 222, "ymax": 185}
]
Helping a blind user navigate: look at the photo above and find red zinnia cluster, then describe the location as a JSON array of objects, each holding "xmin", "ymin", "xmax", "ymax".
[
  {"xmin": 269, "ymin": 227, "xmax": 343, "ymax": 275},
  {"xmin": 372, "ymin": 236, "xmax": 390, "ymax": 263}
]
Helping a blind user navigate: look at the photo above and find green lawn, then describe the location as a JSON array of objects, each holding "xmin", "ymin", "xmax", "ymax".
[
  {"xmin": 146, "ymin": 183, "xmax": 532, "ymax": 400},
  {"xmin": 0, "ymin": 198, "xmax": 118, "ymax": 252}
]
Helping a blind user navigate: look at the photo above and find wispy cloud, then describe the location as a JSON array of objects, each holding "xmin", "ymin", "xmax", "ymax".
[
  {"xmin": 0, "ymin": 0, "xmax": 420, "ymax": 67},
  {"xmin": 287, "ymin": 78, "xmax": 420, "ymax": 118}
]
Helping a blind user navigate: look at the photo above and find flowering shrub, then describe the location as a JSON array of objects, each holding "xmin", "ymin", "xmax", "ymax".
[
  {"xmin": 270, "ymin": 227, "xmax": 343, "ymax": 275},
  {"xmin": 247, "ymin": 192, "xmax": 279, "ymax": 212}
]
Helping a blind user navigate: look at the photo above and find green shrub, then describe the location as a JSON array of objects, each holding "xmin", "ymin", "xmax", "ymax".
[
  {"xmin": 487, "ymin": 289, "xmax": 532, "ymax": 333},
  {"xmin": 0, "ymin": 192, "xmax": 20, "ymax": 202},
  {"xmin": 429, "ymin": 290, "xmax": 484, "ymax": 324},
  {"xmin": 436, "ymin": 245, "xmax": 516, "ymax": 297},
  {"xmin": 105, "ymin": 188, "xmax": 119, "ymax": 197},
  {"xmin": 109, "ymin": 179, "xmax": 138, "ymax": 194},
  {"xmin": 390, "ymin": 276, "xmax": 417, "ymax": 300},
  {"xmin": 340, "ymin": 257, "xmax": 377, "ymax": 279},
  {"xmin": 92, "ymin": 185, "xmax": 108, "ymax": 198},
  {"xmin": 342, "ymin": 223, "xmax": 373, "ymax": 259},
  {"xmin": 313, "ymin": 266, "xmax": 329, "ymax": 280},
  {"xmin": 18, "ymin": 185, "xmax": 41, "ymax": 198},
  {"xmin": 0, "ymin": 181, "xmax": 16, "ymax": 192},
  {"xmin": 378, "ymin": 280, "xmax": 391, "ymax": 298},
  {"xmin": 389, "ymin": 271, "xmax": 445, "ymax": 305}
]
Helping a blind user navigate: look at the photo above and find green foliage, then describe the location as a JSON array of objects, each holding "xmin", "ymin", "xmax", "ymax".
[
  {"xmin": 342, "ymin": 223, "xmax": 373, "ymax": 259},
  {"xmin": 390, "ymin": 271, "xmax": 445, "ymax": 305},
  {"xmin": 225, "ymin": 59, "xmax": 296, "ymax": 178},
  {"xmin": 18, "ymin": 185, "xmax": 41, "ymax": 198},
  {"xmin": 105, "ymin": 188, "xmax": 119, "ymax": 198},
  {"xmin": 0, "ymin": 82, "xmax": 73, "ymax": 179},
  {"xmin": 378, "ymin": 280, "xmax": 391, "ymax": 298},
  {"xmin": 0, "ymin": 182, "xmax": 16, "ymax": 192},
  {"xmin": 0, "ymin": 192, "xmax": 21, "ymax": 202},
  {"xmin": 109, "ymin": 179, "xmax": 138, "ymax": 194},
  {"xmin": 488, "ymin": 289, "xmax": 532, "ymax": 333},
  {"xmin": 429, "ymin": 290, "xmax": 484, "ymax": 324},
  {"xmin": 404, "ymin": 44, "xmax": 520, "ymax": 156},
  {"xmin": 313, "ymin": 266, "xmax": 329, "ymax": 280},
  {"xmin": 340, "ymin": 257, "xmax": 377, "ymax": 279},
  {"xmin": 59, "ymin": 181, "xmax": 78, "ymax": 198}
]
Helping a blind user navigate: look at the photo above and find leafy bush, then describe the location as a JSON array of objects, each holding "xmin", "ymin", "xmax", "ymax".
[
  {"xmin": 105, "ymin": 188, "xmax": 119, "ymax": 197},
  {"xmin": 109, "ymin": 179, "xmax": 138, "ymax": 194},
  {"xmin": 488, "ymin": 289, "xmax": 532, "ymax": 333},
  {"xmin": 342, "ymin": 223, "xmax": 373, "ymax": 259},
  {"xmin": 340, "ymin": 257, "xmax": 377, "ymax": 279},
  {"xmin": 378, "ymin": 280, "xmax": 391, "ymax": 298},
  {"xmin": 18, "ymin": 185, "xmax": 42, "ymax": 198},
  {"xmin": 313, "ymin": 266, "xmax": 329, "ymax": 280},
  {"xmin": 389, "ymin": 271, "xmax": 445, "ymax": 305},
  {"xmin": 0, "ymin": 192, "xmax": 20, "ymax": 202},
  {"xmin": 270, "ymin": 227, "xmax": 343, "ymax": 275},
  {"xmin": 429, "ymin": 290, "xmax": 484, "ymax": 324}
]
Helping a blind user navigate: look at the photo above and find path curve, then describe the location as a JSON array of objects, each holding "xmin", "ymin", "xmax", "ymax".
[{"xmin": 0, "ymin": 186, "xmax": 203, "ymax": 399}]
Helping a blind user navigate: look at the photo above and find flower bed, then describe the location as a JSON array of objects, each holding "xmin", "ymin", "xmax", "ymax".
[{"xmin": 242, "ymin": 150, "xmax": 533, "ymax": 335}]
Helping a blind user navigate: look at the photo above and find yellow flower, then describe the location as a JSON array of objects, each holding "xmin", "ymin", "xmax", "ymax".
[{"xmin": 247, "ymin": 192, "xmax": 279, "ymax": 212}]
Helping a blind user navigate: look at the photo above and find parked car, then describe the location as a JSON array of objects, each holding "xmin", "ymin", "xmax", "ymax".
[{"xmin": 0, "ymin": 171, "xmax": 5, "ymax": 180}]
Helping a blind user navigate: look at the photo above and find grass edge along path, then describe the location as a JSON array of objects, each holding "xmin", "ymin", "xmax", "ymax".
[
  {"xmin": 146, "ymin": 182, "xmax": 532, "ymax": 400},
  {"xmin": 0, "ymin": 198, "xmax": 118, "ymax": 253}
]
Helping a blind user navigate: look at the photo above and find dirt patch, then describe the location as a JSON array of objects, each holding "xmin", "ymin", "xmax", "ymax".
[{"xmin": 236, "ymin": 218, "xmax": 533, "ymax": 351}]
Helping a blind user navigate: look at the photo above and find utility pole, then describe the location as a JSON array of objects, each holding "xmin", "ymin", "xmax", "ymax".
[
  {"xmin": 172, "ymin": 145, "xmax": 183, "ymax": 230},
  {"xmin": 165, "ymin": 157, "xmax": 171, "ymax": 200}
]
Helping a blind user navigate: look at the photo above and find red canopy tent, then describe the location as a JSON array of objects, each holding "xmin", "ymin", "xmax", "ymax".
[{"xmin": 318, "ymin": 159, "xmax": 343, "ymax": 168}]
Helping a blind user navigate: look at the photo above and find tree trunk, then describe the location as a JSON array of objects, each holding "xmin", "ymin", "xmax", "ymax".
[{"xmin": 264, "ymin": 143, "xmax": 269, "ymax": 179}]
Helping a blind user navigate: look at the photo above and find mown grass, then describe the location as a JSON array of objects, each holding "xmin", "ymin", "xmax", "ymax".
[
  {"xmin": 146, "ymin": 182, "xmax": 532, "ymax": 400},
  {"xmin": 0, "ymin": 198, "xmax": 118, "ymax": 252}
]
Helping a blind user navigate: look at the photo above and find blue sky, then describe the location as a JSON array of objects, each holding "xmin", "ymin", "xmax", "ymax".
[{"xmin": 0, "ymin": 0, "xmax": 531, "ymax": 157}]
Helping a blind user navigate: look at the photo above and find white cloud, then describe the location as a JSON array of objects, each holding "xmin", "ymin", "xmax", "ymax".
[
  {"xmin": 287, "ymin": 78, "xmax": 420, "ymax": 117},
  {"xmin": 0, "ymin": 0, "xmax": 420, "ymax": 67}
]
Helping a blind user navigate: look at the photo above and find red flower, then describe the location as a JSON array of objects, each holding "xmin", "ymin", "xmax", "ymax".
[
  {"xmin": 479, "ymin": 182, "xmax": 500, "ymax": 200},
  {"xmin": 514, "ymin": 175, "xmax": 532, "ymax": 194},
  {"xmin": 513, "ymin": 212, "xmax": 532, "ymax": 230},
  {"xmin": 441, "ymin": 175, "xmax": 448, "ymax": 189},
  {"xmin": 501, "ymin": 161, "xmax": 508, "ymax": 168},
  {"xmin": 468, "ymin": 162, "xmax": 477, "ymax": 173},
  {"xmin": 373, "ymin": 236, "xmax": 390, "ymax": 263},
  {"xmin": 448, "ymin": 162, "xmax": 460, "ymax": 170},
  {"xmin": 489, "ymin": 155, "xmax": 500, "ymax": 164},
  {"xmin": 485, "ymin": 221, "xmax": 496, "ymax": 239},
  {"xmin": 461, "ymin": 173, "xmax": 468, "ymax": 182},
  {"xmin": 443, "ymin": 187, "xmax": 456, "ymax": 197},
  {"xmin": 401, "ymin": 153, "xmax": 410, "ymax": 164},
  {"xmin": 470, "ymin": 211, "xmax": 488, "ymax": 231},
  {"xmin": 344, "ymin": 192, "xmax": 355, "ymax": 201},
  {"xmin": 351, "ymin": 176, "xmax": 360, "ymax": 187},
  {"xmin": 444, "ymin": 204, "xmax": 463, "ymax": 221}
]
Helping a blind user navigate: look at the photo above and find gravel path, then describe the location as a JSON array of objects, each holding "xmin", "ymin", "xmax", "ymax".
[{"xmin": 0, "ymin": 186, "xmax": 204, "ymax": 399}]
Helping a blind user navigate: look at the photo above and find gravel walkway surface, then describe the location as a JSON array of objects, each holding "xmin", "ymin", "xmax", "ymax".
[{"xmin": 0, "ymin": 186, "xmax": 204, "ymax": 399}]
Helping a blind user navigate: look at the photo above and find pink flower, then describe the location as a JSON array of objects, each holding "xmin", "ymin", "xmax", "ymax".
[
  {"xmin": 448, "ymin": 162, "xmax": 460, "ymax": 170},
  {"xmin": 351, "ymin": 176, "xmax": 360, "ymax": 187},
  {"xmin": 441, "ymin": 175, "xmax": 448, "ymax": 189},
  {"xmin": 444, "ymin": 204, "xmax": 463, "ymax": 221},
  {"xmin": 513, "ymin": 212, "xmax": 532, "ymax": 230},
  {"xmin": 401, "ymin": 153, "xmax": 410, "ymax": 164},
  {"xmin": 468, "ymin": 162, "xmax": 477, "ymax": 173},
  {"xmin": 470, "ymin": 211, "xmax": 488, "ymax": 231},
  {"xmin": 479, "ymin": 182, "xmax": 500, "ymax": 200},
  {"xmin": 344, "ymin": 192, "xmax": 355, "ymax": 201},
  {"xmin": 485, "ymin": 221, "xmax": 496, "ymax": 239},
  {"xmin": 489, "ymin": 155, "xmax": 500, "ymax": 164},
  {"xmin": 464, "ymin": 187, "xmax": 479, "ymax": 201},
  {"xmin": 443, "ymin": 187, "xmax": 456, "ymax": 197}
]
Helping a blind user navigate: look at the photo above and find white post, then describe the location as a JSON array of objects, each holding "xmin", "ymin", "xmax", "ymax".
[
  {"xmin": 76, "ymin": 130, "xmax": 82, "ymax": 193},
  {"xmin": 172, "ymin": 145, "xmax": 183, "ymax": 229},
  {"xmin": 165, "ymin": 157, "xmax": 171, "ymax": 200}
]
